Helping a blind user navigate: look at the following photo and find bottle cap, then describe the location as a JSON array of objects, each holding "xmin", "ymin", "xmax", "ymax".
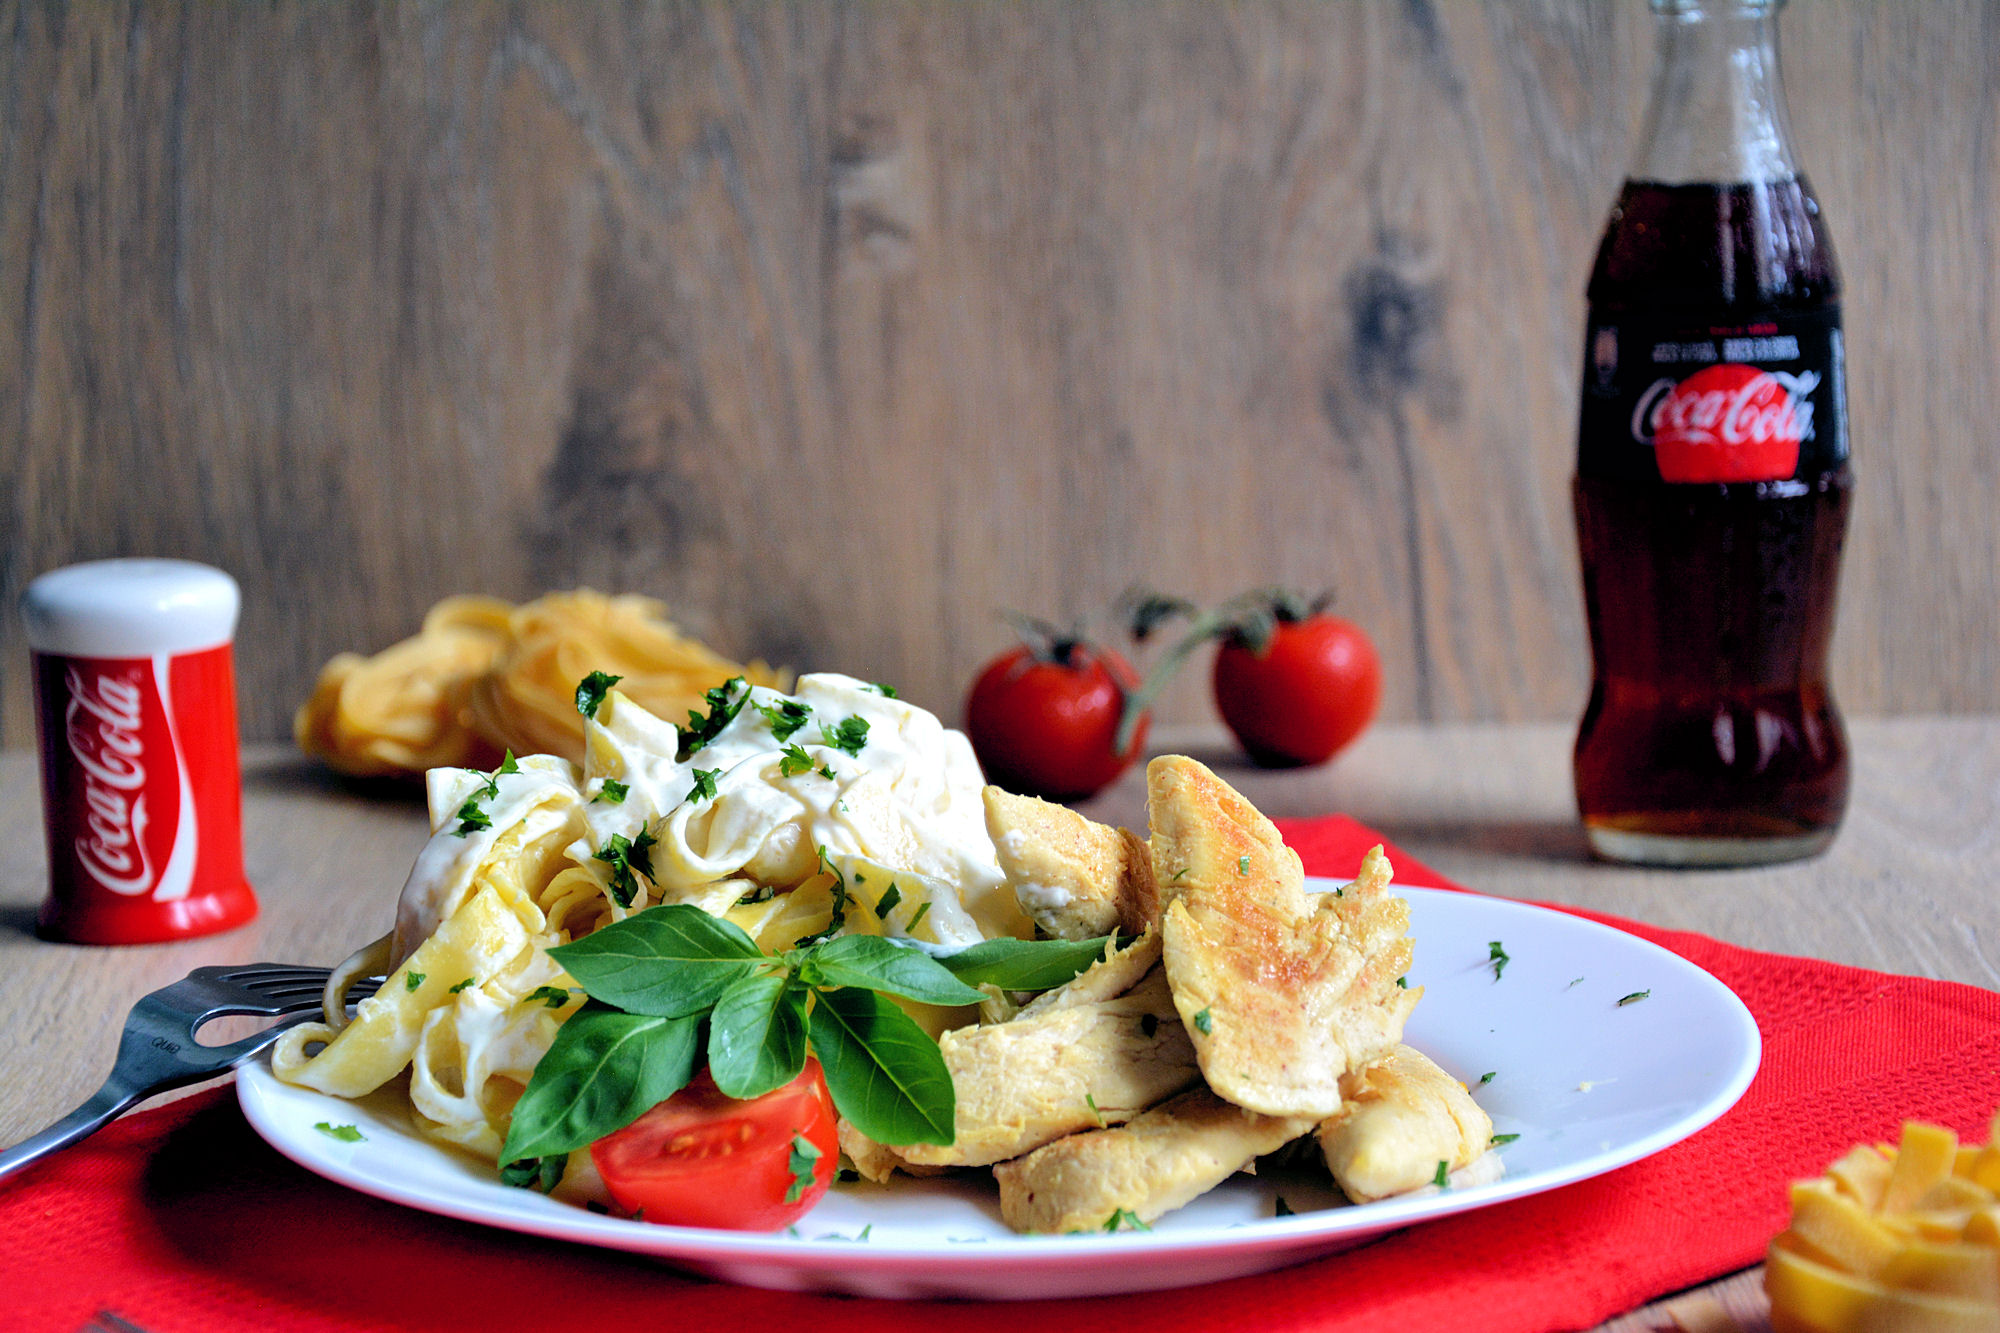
[{"xmin": 21, "ymin": 559, "xmax": 240, "ymax": 658}]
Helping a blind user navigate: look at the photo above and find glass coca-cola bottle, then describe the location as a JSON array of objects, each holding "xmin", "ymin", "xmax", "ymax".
[{"xmin": 1572, "ymin": 0, "xmax": 1851, "ymax": 867}]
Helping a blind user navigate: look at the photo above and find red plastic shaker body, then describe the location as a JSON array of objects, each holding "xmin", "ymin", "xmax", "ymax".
[{"xmin": 22, "ymin": 559, "xmax": 259, "ymax": 944}]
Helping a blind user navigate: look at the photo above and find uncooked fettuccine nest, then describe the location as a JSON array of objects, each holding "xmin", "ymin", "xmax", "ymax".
[{"xmin": 294, "ymin": 590, "xmax": 788, "ymax": 777}]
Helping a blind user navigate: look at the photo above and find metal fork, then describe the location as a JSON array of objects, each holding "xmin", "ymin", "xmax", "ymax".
[{"xmin": 0, "ymin": 963, "xmax": 381, "ymax": 1182}]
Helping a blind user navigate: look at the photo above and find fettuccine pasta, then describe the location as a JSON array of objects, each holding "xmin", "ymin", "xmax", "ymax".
[
  {"xmin": 294, "ymin": 590, "xmax": 788, "ymax": 777},
  {"xmin": 1767, "ymin": 1111, "xmax": 2000, "ymax": 1331},
  {"xmin": 275, "ymin": 675, "xmax": 1016, "ymax": 1196}
]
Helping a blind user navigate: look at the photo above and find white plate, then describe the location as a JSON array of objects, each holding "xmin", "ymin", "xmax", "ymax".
[{"xmin": 237, "ymin": 883, "xmax": 1759, "ymax": 1300}]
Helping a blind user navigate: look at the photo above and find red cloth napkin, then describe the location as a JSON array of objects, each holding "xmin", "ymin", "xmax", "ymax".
[{"xmin": 7, "ymin": 815, "xmax": 2000, "ymax": 1333}]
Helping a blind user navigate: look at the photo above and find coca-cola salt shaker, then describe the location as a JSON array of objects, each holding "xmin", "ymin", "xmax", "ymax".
[{"xmin": 22, "ymin": 559, "xmax": 259, "ymax": 944}]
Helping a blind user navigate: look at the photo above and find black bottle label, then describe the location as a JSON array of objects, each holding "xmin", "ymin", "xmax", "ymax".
[{"xmin": 1577, "ymin": 306, "xmax": 1847, "ymax": 483}]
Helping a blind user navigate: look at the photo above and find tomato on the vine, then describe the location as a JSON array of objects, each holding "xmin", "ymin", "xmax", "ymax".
[
  {"xmin": 964, "ymin": 636, "xmax": 1148, "ymax": 802},
  {"xmin": 1212, "ymin": 608, "xmax": 1380, "ymax": 769},
  {"xmin": 590, "ymin": 1061, "xmax": 837, "ymax": 1230}
]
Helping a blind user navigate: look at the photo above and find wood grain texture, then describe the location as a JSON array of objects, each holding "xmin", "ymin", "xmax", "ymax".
[{"xmin": 1, "ymin": 1, "xmax": 1996, "ymax": 745}]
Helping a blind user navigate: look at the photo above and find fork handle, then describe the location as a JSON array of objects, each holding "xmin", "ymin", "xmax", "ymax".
[{"xmin": 0, "ymin": 1077, "xmax": 143, "ymax": 1183}]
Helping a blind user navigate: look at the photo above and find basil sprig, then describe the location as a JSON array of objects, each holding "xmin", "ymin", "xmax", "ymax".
[{"xmin": 498, "ymin": 902, "xmax": 1112, "ymax": 1175}]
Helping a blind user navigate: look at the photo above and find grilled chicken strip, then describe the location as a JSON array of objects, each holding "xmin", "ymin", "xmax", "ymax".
[
  {"xmin": 898, "ymin": 963, "xmax": 1199, "ymax": 1168},
  {"xmin": 985, "ymin": 787, "xmax": 1159, "ymax": 939},
  {"xmin": 1148, "ymin": 756, "xmax": 1419, "ymax": 1119},
  {"xmin": 1317, "ymin": 1043, "xmax": 1496, "ymax": 1203},
  {"xmin": 995, "ymin": 1087, "xmax": 1316, "ymax": 1233}
]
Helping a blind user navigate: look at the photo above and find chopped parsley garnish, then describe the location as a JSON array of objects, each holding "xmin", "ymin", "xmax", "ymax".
[
  {"xmin": 525, "ymin": 985, "xmax": 573, "ymax": 1009},
  {"xmin": 792, "ymin": 846, "xmax": 850, "ymax": 947},
  {"xmin": 785, "ymin": 1134, "xmax": 823, "ymax": 1203},
  {"xmin": 1568, "ymin": 976, "xmax": 1586, "ymax": 989},
  {"xmin": 754, "ymin": 697, "xmax": 813, "ymax": 743},
  {"xmin": 817, "ymin": 762, "xmax": 837, "ymax": 781},
  {"xmin": 778, "ymin": 744, "xmax": 815, "ymax": 778},
  {"xmin": 405, "ymin": 971, "xmax": 425, "ymax": 992},
  {"xmin": 594, "ymin": 779, "xmax": 629, "ymax": 805},
  {"xmin": 1193, "ymin": 1007, "xmax": 1213, "ymax": 1034},
  {"xmin": 679, "ymin": 676, "xmax": 749, "ymax": 760},
  {"xmin": 1395, "ymin": 975, "xmax": 1408, "ymax": 988},
  {"xmin": 1616, "ymin": 989, "xmax": 1652, "ymax": 1007},
  {"xmin": 1085, "ymin": 1092, "xmax": 1104, "ymax": 1126},
  {"xmin": 1490, "ymin": 1133, "xmax": 1520, "ymax": 1147},
  {"xmin": 1237, "ymin": 856, "xmax": 1250, "ymax": 876},
  {"xmin": 1103, "ymin": 1208, "xmax": 1151, "ymax": 1233},
  {"xmin": 686, "ymin": 768, "xmax": 719, "ymax": 803},
  {"xmin": 866, "ymin": 682, "xmax": 897, "ymax": 698},
  {"xmin": 1274, "ymin": 1197, "xmax": 1295, "ymax": 1218},
  {"xmin": 452, "ymin": 795, "xmax": 493, "ymax": 837},
  {"xmin": 907, "ymin": 901, "xmax": 931, "ymax": 933},
  {"xmin": 498, "ymin": 750, "xmax": 519, "ymax": 776},
  {"xmin": 574, "ymin": 672, "xmax": 622, "ymax": 719},
  {"xmin": 448, "ymin": 976, "xmax": 477, "ymax": 994},
  {"xmin": 593, "ymin": 828, "xmax": 659, "ymax": 908},
  {"xmin": 1477, "ymin": 1071, "xmax": 1496, "ymax": 1086},
  {"xmin": 737, "ymin": 885, "xmax": 775, "ymax": 906},
  {"xmin": 1171, "ymin": 868, "xmax": 1189, "ymax": 882},
  {"xmin": 1488, "ymin": 940, "xmax": 1510, "ymax": 981},
  {"xmin": 1432, "ymin": 1160, "xmax": 1449, "ymax": 1189},
  {"xmin": 875, "ymin": 883, "xmax": 903, "ymax": 918},
  {"xmin": 821, "ymin": 715, "xmax": 870, "ymax": 757},
  {"xmin": 500, "ymin": 1153, "xmax": 568, "ymax": 1194},
  {"xmin": 314, "ymin": 1122, "xmax": 365, "ymax": 1143}
]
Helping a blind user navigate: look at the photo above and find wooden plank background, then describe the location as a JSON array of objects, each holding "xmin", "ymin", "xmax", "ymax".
[{"xmin": 1, "ymin": 0, "xmax": 1994, "ymax": 746}]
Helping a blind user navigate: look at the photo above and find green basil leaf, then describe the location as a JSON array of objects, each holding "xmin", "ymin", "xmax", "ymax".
[
  {"xmin": 499, "ymin": 1002, "xmax": 700, "ymax": 1163},
  {"xmin": 708, "ymin": 972, "xmax": 808, "ymax": 1100},
  {"xmin": 808, "ymin": 935, "xmax": 986, "ymax": 1007},
  {"xmin": 807, "ymin": 986, "xmax": 954, "ymax": 1146},
  {"xmin": 550, "ymin": 904, "xmax": 765, "ymax": 1018},
  {"xmin": 935, "ymin": 935, "xmax": 1116, "ymax": 992}
]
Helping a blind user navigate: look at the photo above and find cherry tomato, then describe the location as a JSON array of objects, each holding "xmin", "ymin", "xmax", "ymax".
[
  {"xmin": 590, "ymin": 1061, "xmax": 837, "ymax": 1230},
  {"xmin": 1212, "ymin": 615, "xmax": 1381, "ymax": 768},
  {"xmin": 964, "ymin": 644, "xmax": 1149, "ymax": 801}
]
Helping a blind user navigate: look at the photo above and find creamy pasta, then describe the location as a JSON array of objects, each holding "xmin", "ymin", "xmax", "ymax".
[{"xmin": 275, "ymin": 674, "xmax": 1018, "ymax": 1189}]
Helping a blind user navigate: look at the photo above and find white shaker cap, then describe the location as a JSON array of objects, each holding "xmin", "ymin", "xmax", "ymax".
[{"xmin": 21, "ymin": 559, "xmax": 241, "ymax": 658}]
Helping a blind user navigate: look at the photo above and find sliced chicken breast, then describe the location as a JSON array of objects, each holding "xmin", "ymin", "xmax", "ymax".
[{"xmin": 994, "ymin": 1087, "xmax": 1316, "ymax": 1233}]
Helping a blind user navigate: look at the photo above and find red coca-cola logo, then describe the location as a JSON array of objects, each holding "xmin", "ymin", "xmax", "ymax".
[{"xmin": 1632, "ymin": 365, "xmax": 1818, "ymax": 483}]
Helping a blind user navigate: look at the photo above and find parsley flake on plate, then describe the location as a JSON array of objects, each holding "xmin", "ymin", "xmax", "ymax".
[
  {"xmin": 1490, "ymin": 1133, "xmax": 1521, "ymax": 1147},
  {"xmin": 1488, "ymin": 940, "xmax": 1510, "ymax": 981},
  {"xmin": 1617, "ymin": 989, "xmax": 1652, "ymax": 1007},
  {"xmin": 1432, "ymin": 1160, "xmax": 1450, "ymax": 1189},
  {"xmin": 1193, "ymin": 1007, "xmax": 1213, "ymax": 1034},
  {"xmin": 314, "ymin": 1122, "xmax": 364, "ymax": 1143}
]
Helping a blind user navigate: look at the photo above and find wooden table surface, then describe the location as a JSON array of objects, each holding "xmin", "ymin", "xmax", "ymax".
[{"xmin": 3, "ymin": 716, "xmax": 1996, "ymax": 1331}]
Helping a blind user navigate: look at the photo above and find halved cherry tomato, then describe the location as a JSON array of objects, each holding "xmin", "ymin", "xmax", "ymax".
[
  {"xmin": 590, "ymin": 1061, "xmax": 837, "ymax": 1230},
  {"xmin": 964, "ymin": 642, "xmax": 1148, "ymax": 802}
]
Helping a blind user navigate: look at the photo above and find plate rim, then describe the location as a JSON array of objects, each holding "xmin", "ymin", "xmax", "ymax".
[{"xmin": 236, "ymin": 882, "xmax": 1762, "ymax": 1267}]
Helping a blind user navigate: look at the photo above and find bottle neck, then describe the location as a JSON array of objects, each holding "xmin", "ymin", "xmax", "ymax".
[{"xmin": 1630, "ymin": 0, "xmax": 1800, "ymax": 184}]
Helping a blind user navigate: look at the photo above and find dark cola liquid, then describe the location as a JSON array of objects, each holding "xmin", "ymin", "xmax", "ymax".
[{"xmin": 1574, "ymin": 179, "xmax": 1851, "ymax": 865}]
